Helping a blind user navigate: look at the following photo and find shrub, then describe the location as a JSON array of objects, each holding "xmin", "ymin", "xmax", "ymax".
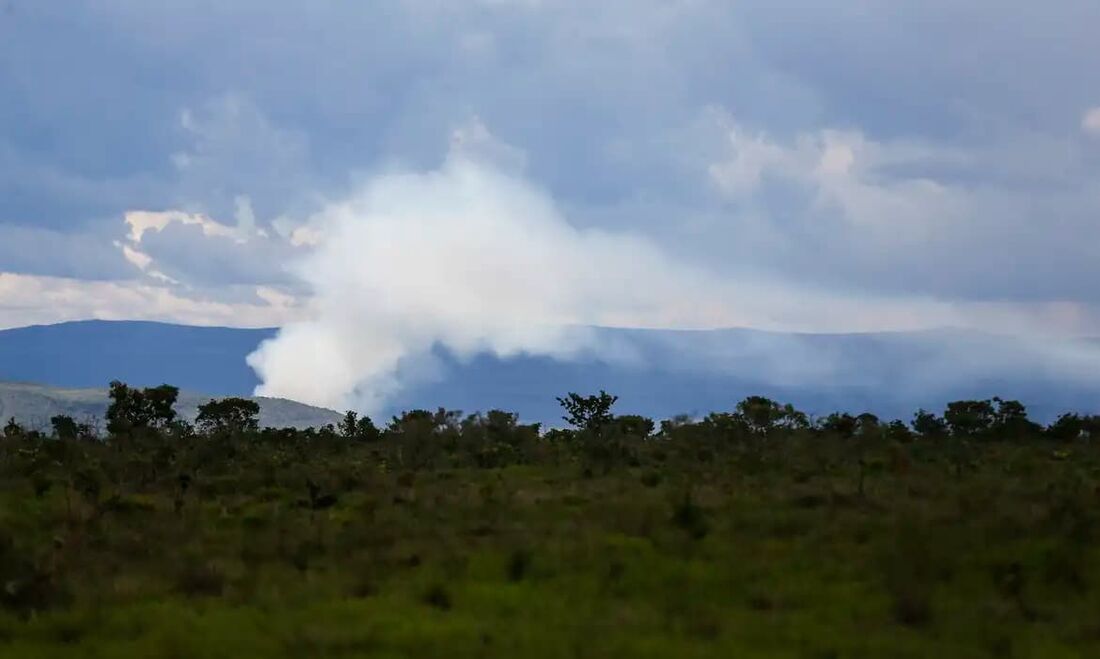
[
  {"xmin": 671, "ymin": 492, "xmax": 710, "ymax": 540},
  {"xmin": 423, "ymin": 583, "xmax": 452, "ymax": 610},
  {"xmin": 175, "ymin": 560, "xmax": 226, "ymax": 598}
]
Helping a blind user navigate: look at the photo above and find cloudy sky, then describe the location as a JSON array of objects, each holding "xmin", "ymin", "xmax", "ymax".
[{"xmin": 2, "ymin": 1, "xmax": 1100, "ymax": 338}]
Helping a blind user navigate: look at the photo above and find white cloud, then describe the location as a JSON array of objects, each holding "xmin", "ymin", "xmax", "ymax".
[
  {"xmin": 119, "ymin": 243, "xmax": 153, "ymax": 270},
  {"xmin": 688, "ymin": 107, "xmax": 1100, "ymax": 306},
  {"xmin": 255, "ymin": 285, "xmax": 298, "ymax": 310},
  {"xmin": 234, "ymin": 195, "xmax": 260, "ymax": 236},
  {"xmin": 125, "ymin": 209, "xmax": 242, "ymax": 244},
  {"xmin": 169, "ymin": 94, "xmax": 313, "ymax": 223},
  {"xmin": 287, "ymin": 225, "xmax": 323, "ymax": 247},
  {"xmin": 119, "ymin": 202, "xmax": 302, "ymax": 288},
  {"xmin": 1084, "ymin": 107, "xmax": 1100, "ymax": 138},
  {"xmin": 706, "ymin": 124, "xmax": 786, "ymax": 197},
  {"xmin": 448, "ymin": 116, "xmax": 528, "ymax": 172},
  {"xmin": 0, "ymin": 273, "xmax": 300, "ymax": 331},
  {"xmin": 708, "ymin": 113, "xmax": 967, "ymax": 241}
]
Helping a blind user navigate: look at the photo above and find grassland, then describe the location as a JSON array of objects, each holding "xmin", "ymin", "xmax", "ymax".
[{"xmin": 2, "ymin": 412, "xmax": 1100, "ymax": 658}]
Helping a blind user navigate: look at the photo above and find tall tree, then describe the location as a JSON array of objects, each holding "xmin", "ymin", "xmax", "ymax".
[
  {"xmin": 195, "ymin": 397, "xmax": 260, "ymax": 435},
  {"xmin": 556, "ymin": 391, "xmax": 618, "ymax": 433},
  {"xmin": 106, "ymin": 381, "xmax": 179, "ymax": 435}
]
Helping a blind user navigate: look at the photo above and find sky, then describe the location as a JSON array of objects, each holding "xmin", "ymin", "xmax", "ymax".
[{"xmin": 2, "ymin": 2, "xmax": 1100, "ymax": 393}]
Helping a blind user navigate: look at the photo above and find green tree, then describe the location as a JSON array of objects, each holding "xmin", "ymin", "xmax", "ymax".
[
  {"xmin": 990, "ymin": 397, "xmax": 1041, "ymax": 440},
  {"xmin": 855, "ymin": 413, "xmax": 881, "ymax": 437},
  {"xmin": 387, "ymin": 409, "xmax": 437, "ymax": 435},
  {"xmin": 338, "ymin": 410, "xmax": 381, "ymax": 441},
  {"xmin": 50, "ymin": 415, "xmax": 79, "ymax": 441},
  {"xmin": 339, "ymin": 411, "xmax": 359, "ymax": 439},
  {"xmin": 943, "ymin": 400, "xmax": 995, "ymax": 439},
  {"xmin": 612, "ymin": 414, "xmax": 655, "ymax": 439},
  {"xmin": 105, "ymin": 381, "xmax": 179, "ymax": 435},
  {"xmin": 849, "ymin": 413, "xmax": 883, "ymax": 497},
  {"xmin": 698, "ymin": 412, "xmax": 748, "ymax": 439},
  {"xmin": 356, "ymin": 415, "xmax": 381, "ymax": 442},
  {"xmin": 3, "ymin": 417, "xmax": 23, "ymax": 440},
  {"xmin": 195, "ymin": 397, "xmax": 260, "ymax": 435},
  {"xmin": 386, "ymin": 409, "xmax": 460, "ymax": 469},
  {"xmin": 1048, "ymin": 413, "xmax": 1083, "ymax": 441},
  {"xmin": 1046, "ymin": 413, "xmax": 1100, "ymax": 442},
  {"xmin": 912, "ymin": 409, "xmax": 948, "ymax": 439},
  {"xmin": 458, "ymin": 410, "xmax": 541, "ymax": 468},
  {"xmin": 821, "ymin": 412, "xmax": 858, "ymax": 438},
  {"xmin": 735, "ymin": 396, "xmax": 807, "ymax": 436},
  {"xmin": 884, "ymin": 419, "xmax": 914, "ymax": 443},
  {"xmin": 556, "ymin": 391, "xmax": 618, "ymax": 433},
  {"xmin": 781, "ymin": 404, "xmax": 811, "ymax": 431}
]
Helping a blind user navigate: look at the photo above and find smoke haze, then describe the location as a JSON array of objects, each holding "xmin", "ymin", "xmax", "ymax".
[
  {"xmin": 247, "ymin": 128, "xmax": 1100, "ymax": 415},
  {"xmin": 247, "ymin": 138, "xmax": 741, "ymax": 412}
]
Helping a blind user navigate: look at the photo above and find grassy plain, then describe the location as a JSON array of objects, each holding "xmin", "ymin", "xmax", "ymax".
[{"xmin": 2, "ymin": 432, "xmax": 1099, "ymax": 658}]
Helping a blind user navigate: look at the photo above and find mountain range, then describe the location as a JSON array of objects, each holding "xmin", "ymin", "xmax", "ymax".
[{"xmin": 2, "ymin": 320, "xmax": 1099, "ymax": 427}]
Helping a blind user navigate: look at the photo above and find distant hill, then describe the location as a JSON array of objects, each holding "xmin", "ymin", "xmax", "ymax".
[
  {"xmin": 0, "ymin": 381, "xmax": 341, "ymax": 431},
  {"xmin": 3, "ymin": 320, "xmax": 1100, "ymax": 425},
  {"xmin": 0, "ymin": 321, "xmax": 273, "ymax": 394}
]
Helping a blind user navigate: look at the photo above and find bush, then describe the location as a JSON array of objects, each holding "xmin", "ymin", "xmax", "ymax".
[
  {"xmin": 507, "ymin": 548, "xmax": 533, "ymax": 582},
  {"xmin": 0, "ymin": 533, "xmax": 69, "ymax": 617},
  {"xmin": 671, "ymin": 492, "xmax": 710, "ymax": 540},
  {"xmin": 422, "ymin": 583, "xmax": 452, "ymax": 610},
  {"xmin": 174, "ymin": 560, "xmax": 226, "ymax": 598}
]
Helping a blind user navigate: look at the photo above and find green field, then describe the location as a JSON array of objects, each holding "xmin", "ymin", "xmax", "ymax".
[{"xmin": 2, "ymin": 391, "xmax": 1100, "ymax": 657}]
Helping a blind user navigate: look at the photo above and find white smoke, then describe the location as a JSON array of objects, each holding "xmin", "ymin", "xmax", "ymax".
[
  {"xmin": 246, "ymin": 133, "xmax": 743, "ymax": 413},
  {"xmin": 246, "ymin": 125, "xmax": 1100, "ymax": 415}
]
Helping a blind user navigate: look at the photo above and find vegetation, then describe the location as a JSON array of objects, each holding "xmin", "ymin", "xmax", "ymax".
[{"xmin": 2, "ymin": 383, "xmax": 1100, "ymax": 657}]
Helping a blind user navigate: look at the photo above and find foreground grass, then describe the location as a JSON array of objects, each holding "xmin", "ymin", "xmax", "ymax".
[{"xmin": 2, "ymin": 438, "xmax": 1100, "ymax": 657}]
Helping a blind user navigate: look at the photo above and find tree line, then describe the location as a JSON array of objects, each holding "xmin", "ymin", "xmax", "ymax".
[{"xmin": 3, "ymin": 381, "xmax": 1098, "ymax": 449}]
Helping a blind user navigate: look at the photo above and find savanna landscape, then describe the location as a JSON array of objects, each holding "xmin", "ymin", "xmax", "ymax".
[
  {"xmin": 2, "ymin": 385, "xmax": 1099, "ymax": 657},
  {"xmin": 5, "ymin": 3, "xmax": 1100, "ymax": 658}
]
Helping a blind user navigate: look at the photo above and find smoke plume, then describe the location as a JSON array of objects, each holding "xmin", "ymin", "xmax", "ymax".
[
  {"xmin": 247, "ymin": 129, "xmax": 1100, "ymax": 416},
  {"xmin": 247, "ymin": 142, "xmax": 742, "ymax": 413}
]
